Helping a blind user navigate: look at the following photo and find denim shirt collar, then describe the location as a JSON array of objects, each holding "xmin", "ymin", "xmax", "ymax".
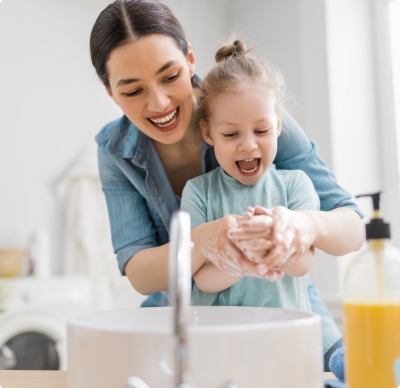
[
  {"xmin": 115, "ymin": 120, "xmax": 217, "ymax": 232},
  {"xmin": 117, "ymin": 118, "xmax": 215, "ymax": 170},
  {"xmin": 117, "ymin": 119, "xmax": 147, "ymax": 161}
]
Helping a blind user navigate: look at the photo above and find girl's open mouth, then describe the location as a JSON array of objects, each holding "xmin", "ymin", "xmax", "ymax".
[
  {"xmin": 236, "ymin": 158, "xmax": 260, "ymax": 176},
  {"xmin": 147, "ymin": 107, "xmax": 180, "ymax": 133}
]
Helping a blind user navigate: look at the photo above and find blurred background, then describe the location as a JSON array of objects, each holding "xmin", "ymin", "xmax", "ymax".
[{"xmin": 0, "ymin": 0, "xmax": 400, "ymax": 369}]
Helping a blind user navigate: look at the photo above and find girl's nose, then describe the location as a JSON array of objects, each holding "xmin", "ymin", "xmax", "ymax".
[
  {"xmin": 239, "ymin": 135, "xmax": 258, "ymax": 152},
  {"xmin": 147, "ymin": 87, "xmax": 170, "ymax": 113}
]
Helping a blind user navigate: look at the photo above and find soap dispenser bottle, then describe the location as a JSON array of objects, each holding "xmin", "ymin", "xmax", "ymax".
[{"xmin": 343, "ymin": 192, "xmax": 400, "ymax": 388}]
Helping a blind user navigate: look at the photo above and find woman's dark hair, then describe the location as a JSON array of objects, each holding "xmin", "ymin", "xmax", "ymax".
[{"xmin": 90, "ymin": 0, "xmax": 198, "ymax": 88}]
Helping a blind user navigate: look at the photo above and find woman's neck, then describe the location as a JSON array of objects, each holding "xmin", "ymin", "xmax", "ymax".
[
  {"xmin": 152, "ymin": 93, "xmax": 203, "ymax": 197},
  {"xmin": 152, "ymin": 104, "xmax": 201, "ymax": 156}
]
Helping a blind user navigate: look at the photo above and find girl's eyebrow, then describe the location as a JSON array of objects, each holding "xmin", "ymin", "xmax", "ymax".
[
  {"xmin": 116, "ymin": 60, "xmax": 180, "ymax": 87},
  {"xmin": 218, "ymin": 118, "xmax": 268, "ymax": 126}
]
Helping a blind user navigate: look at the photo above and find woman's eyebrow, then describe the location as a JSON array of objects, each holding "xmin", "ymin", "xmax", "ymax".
[
  {"xmin": 155, "ymin": 60, "xmax": 179, "ymax": 75},
  {"xmin": 116, "ymin": 60, "xmax": 180, "ymax": 87}
]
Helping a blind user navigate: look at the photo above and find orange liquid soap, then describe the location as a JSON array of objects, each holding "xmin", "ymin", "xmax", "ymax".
[
  {"xmin": 344, "ymin": 302, "xmax": 400, "ymax": 388},
  {"xmin": 343, "ymin": 193, "xmax": 400, "ymax": 388}
]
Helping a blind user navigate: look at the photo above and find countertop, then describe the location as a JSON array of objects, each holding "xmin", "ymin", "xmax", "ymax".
[{"xmin": 0, "ymin": 371, "xmax": 336, "ymax": 387}]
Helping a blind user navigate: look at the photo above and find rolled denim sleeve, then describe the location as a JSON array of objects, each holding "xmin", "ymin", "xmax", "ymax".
[
  {"xmin": 98, "ymin": 146, "xmax": 158, "ymax": 274},
  {"xmin": 275, "ymin": 110, "xmax": 362, "ymax": 217}
]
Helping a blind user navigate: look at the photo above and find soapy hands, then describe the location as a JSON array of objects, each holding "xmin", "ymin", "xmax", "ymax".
[
  {"xmin": 196, "ymin": 206, "xmax": 316, "ymax": 281},
  {"xmin": 197, "ymin": 214, "xmax": 268, "ymax": 278},
  {"xmin": 227, "ymin": 206, "xmax": 316, "ymax": 279}
]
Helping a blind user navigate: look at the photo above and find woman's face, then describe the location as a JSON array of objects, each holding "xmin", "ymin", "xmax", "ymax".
[{"xmin": 105, "ymin": 34, "xmax": 196, "ymax": 144}]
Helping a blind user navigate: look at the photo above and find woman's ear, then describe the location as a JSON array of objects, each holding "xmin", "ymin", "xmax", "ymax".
[
  {"xmin": 102, "ymin": 81, "xmax": 119, "ymax": 106},
  {"xmin": 187, "ymin": 42, "xmax": 196, "ymax": 79},
  {"xmin": 200, "ymin": 120, "xmax": 214, "ymax": 145}
]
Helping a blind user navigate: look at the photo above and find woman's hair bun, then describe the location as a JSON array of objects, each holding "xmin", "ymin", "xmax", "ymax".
[{"xmin": 215, "ymin": 39, "xmax": 248, "ymax": 63}]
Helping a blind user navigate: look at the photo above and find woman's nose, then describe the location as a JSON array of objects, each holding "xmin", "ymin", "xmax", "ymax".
[
  {"xmin": 238, "ymin": 135, "xmax": 258, "ymax": 152},
  {"xmin": 147, "ymin": 87, "xmax": 170, "ymax": 113}
]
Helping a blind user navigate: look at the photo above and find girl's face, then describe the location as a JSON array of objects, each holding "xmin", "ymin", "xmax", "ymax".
[
  {"xmin": 105, "ymin": 34, "xmax": 196, "ymax": 145},
  {"xmin": 201, "ymin": 87, "xmax": 281, "ymax": 185}
]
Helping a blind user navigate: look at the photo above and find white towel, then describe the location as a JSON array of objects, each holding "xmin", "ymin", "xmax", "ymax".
[{"xmin": 56, "ymin": 143, "xmax": 121, "ymax": 310}]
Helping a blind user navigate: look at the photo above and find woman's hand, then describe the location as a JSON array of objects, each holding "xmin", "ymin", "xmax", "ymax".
[
  {"xmin": 228, "ymin": 206, "xmax": 317, "ymax": 270},
  {"xmin": 191, "ymin": 215, "xmax": 279, "ymax": 279}
]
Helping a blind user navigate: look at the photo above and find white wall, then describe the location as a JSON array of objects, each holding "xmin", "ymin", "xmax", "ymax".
[
  {"xmin": 0, "ymin": 0, "xmax": 229, "ymax": 275},
  {"xmin": 1, "ymin": 0, "xmax": 396, "ymax": 300},
  {"xmin": 0, "ymin": 0, "xmax": 122, "ymax": 274}
]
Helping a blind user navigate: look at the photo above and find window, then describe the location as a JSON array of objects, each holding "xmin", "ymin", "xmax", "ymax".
[{"xmin": 389, "ymin": 0, "xmax": 400, "ymax": 175}]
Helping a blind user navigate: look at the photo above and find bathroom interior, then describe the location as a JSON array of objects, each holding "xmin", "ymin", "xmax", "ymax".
[{"xmin": 1, "ymin": 0, "xmax": 400, "ymax": 387}]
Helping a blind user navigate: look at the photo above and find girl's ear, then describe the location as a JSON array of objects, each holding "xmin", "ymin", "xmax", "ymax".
[
  {"xmin": 200, "ymin": 120, "xmax": 214, "ymax": 145},
  {"xmin": 187, "ymin": 42, "xmax": 196, "ymax": 79},
  {"xmin": 277, "ymin": 116, "xmax": 282, "ymax": 137}
]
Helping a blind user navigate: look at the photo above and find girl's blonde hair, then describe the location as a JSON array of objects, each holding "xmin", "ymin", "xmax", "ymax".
[{"xmin": 198, "ymin": 39, "xmax": 286, "ymax": 123}]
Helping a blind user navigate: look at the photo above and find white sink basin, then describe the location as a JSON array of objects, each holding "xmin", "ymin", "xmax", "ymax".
[{"xmin": 67, "ymin": 306, "xmax": 323, "ymax": 388}]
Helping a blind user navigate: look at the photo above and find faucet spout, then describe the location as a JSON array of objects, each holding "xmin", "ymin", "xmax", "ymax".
[
  {"xmin": 126, "ymin": 210, "xmax": 241, "ymax": 388},
  {"xmin": 169, "ymin": 210, "xmax": 193, "ymax": 388}
]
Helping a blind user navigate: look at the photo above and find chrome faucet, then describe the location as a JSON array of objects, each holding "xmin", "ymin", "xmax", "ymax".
[
  {"xmin": 127, "ymin": 210, "xmax": 240, "ymax": 388},
  {"xmin": 127, "ymin": 209, "xmax": 193, "ymax": 388},
  {"xmin": 168, "ymin": 210, "xmax": 193, "ymax": 387}
]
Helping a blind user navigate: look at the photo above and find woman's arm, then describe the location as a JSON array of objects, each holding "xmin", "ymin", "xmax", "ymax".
[
  {"xmin": 229, "ymin": 206, "xmax": 364, "ymax": 271},
  {"xmin": 300, "ymin": 207, "xmax": 364, "ymax": 255},
  {"xmin": 228, "ymin": 171, "xmax": 364, "ymax": 270},
  {"xmin": 263, "ymin": 206, "xmax": 364, "ymax": 269},
  {"xmin": 275, "ymin": 110, "xmax": 363, "ymax": 217}
]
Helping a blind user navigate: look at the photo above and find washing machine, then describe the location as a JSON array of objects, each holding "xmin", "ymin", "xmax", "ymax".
[
  {"xmin": 0, "ymin": 276, "xmax": 91, "ymax": 370},
  {"xmin": 0, "ymin": 275, "xmax": 147, "ymax": 371}
]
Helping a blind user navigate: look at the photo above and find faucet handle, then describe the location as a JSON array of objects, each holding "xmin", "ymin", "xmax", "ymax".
[
  {"xmin": 218, "ymin": 382, "xmax": 242, "ymax": 388},
  {"xmin": 126, "ymin": 376, "xmax": 151, "ymax": 388}
]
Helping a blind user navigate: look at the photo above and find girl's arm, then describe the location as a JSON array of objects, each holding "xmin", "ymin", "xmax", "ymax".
[
  {"xmin": 194, "ymin": 245, "xmax": 315, "ymax": 294},
  {"xmin": 281, "ymin": 246, "xmax": 314, "ymax": 276},
  {"xmin": 193, "ymin": 260, "xmax": 244, "ymax": 294}
]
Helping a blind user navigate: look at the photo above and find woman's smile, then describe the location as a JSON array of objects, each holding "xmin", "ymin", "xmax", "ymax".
[{"xmin": 147, "ymin": 107, "xmax": 181, "ymax": 132}]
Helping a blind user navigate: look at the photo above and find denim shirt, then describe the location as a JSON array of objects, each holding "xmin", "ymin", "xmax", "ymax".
[{"xmin": 96, "ymin": 110, "xmax": 360, "ymax": 352}]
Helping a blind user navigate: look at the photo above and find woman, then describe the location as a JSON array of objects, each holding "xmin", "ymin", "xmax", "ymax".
[{"xmin": 90, "ymin": 0, "xmax": 364, "ymax": 370}]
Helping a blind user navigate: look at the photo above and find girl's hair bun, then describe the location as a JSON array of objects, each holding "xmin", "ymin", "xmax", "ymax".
[{"xmin": 215, "ymin": 39, "xmax": 248, "ymax": 63}]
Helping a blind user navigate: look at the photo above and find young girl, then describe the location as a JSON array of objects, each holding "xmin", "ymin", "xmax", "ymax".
[{"xmin": 181, "ymin": 40, "xmax": 319, "ymax": 311}]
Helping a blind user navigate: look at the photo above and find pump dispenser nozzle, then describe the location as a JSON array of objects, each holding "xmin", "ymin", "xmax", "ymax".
[{"xmin": 355, "ymin": 192, "xmax": 390, "ymax": 240}]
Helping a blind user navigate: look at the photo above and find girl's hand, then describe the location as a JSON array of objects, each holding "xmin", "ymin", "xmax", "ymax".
[
  {"xmin": 227, "ymin": 207, "xmax": 284, "ymax": 281},
  {"xmin": 228, "ymin": 205, "xmax": 317, "ymax": 270},
  {"xmin": 228, "ymin": 206, "xmax": 274, "ymax": 263},
  {"xmin": 193, "ymin": 215, "xmax": 278, "ymax": 279}
]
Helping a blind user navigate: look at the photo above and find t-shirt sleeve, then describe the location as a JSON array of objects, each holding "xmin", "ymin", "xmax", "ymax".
[
  {"xmin": 275, "ymin": 109, "xmax": 362, "ymax": 217},
  {"xmin": 180, "ymin": 179, "xmax": 208, "ymax": 228},
  {"xmin": 284, "ymin": 170, "xmax": 321, "ymax": 212}
]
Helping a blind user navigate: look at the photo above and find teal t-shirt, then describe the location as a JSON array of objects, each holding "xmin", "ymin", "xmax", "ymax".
[{"xmin": 181, "ymin": 164, "xmax": 320, "ymax": 311}]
